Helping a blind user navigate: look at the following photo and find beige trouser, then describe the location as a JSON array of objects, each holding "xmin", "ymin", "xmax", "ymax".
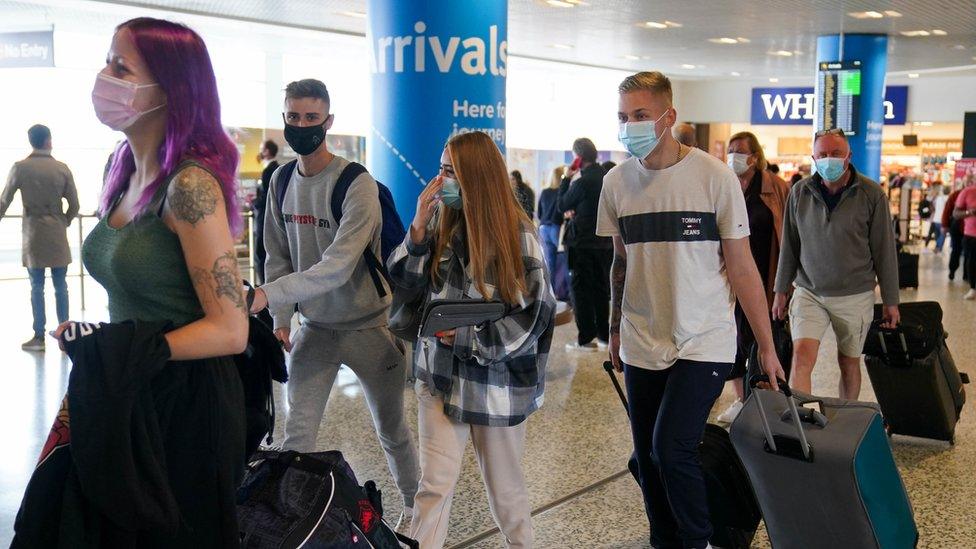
[{"xmin": 411, "ymin": 382, "xmax": 533, "ymax": 549}]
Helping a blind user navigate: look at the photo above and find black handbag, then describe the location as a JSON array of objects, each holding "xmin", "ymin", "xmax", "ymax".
[
  {"xmin": 418, "ymin": 299, "xmax": 508, "ymax": 337},
  {"xmin": 388, "ymin": 284, "xmax": 428, "ymax": 341}
]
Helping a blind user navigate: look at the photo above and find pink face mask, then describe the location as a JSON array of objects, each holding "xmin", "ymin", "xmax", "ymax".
[{"xmin": 91, "ymin": 73, "xmax": 165, "ymax": 131}]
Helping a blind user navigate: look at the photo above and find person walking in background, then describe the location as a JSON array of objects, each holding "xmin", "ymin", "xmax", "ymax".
[
  {"xmin": 510, "ymin": 169, "xmax": 535, "ymax": 220},
  {"xmin": 928, "ymin": 187, "xmax": 948, "ymax": 252},
  {"xmin": 560, "ymin": 137, "xmax": 612, "ymax": 352},
  {"xmin": 0, "ymin": 124, "xmax": 79, "ymax": 352},
  {"xmin": 389, "ymin": 131, "xmax": 555, "ymax": 548},
  {"xmin": 251, "ymin": 139, "xmax": 279, "ymax": 284},
  {"xmin": 773, "ymin": 129, "xmax": 900, "ymax": 400},
  {"xmin": 716, "ymin": 131, "xmax": 789, "ymax": 424},
  {"xmin": 537, "ymin": 166, "xmax": 564, "ymax": 276},
  {"xmin": 953, "ymin": 181, "xmax": 976, "ymax": 300},
  {"xmin": 945, "ymin": 179, "xmax": 970, "ymax": 280}
]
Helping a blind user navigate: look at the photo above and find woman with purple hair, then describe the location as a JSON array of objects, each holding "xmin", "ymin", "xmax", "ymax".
[{"xmin": 14, "ymin": 17, "xmax": 248, "ymax": 547}]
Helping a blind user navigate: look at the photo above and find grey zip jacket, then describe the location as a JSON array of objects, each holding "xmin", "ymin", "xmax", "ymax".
[{"xmin": 774, "ymin": 166, "xmax": 900, "ymax": 306}]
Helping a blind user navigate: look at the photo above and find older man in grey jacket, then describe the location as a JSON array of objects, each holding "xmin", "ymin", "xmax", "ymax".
[
  {"xmin": 772, "ymin": 129, "xmax": 899, "ymax": 400},
  {"xmin": 0, "ymin": 125, "xmax": 79, "ymax": 352}
]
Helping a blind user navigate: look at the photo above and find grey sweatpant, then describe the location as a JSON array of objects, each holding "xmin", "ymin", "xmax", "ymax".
[{"xmin": 283, "ymin": 323, "xmax": 420, "ymax": 506}]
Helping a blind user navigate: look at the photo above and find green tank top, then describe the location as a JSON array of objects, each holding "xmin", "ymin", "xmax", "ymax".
[{"xmin": 83, "ymin": 162, "xmax": 206, "ymax": 327}]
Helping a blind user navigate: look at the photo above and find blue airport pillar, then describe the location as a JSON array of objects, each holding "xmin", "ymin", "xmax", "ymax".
[
  {"xmin": 367, "ymin": 0, "xmax": 508, "ymax": 224},
  {"xmin": 815, "ymin": 33, "xmax": 888, "ymax": 182}
]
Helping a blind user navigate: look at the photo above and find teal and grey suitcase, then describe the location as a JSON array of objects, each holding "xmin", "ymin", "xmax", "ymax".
[{"xmin": 729, "ymin": 379, "xmax": 917, "ymax": 549}]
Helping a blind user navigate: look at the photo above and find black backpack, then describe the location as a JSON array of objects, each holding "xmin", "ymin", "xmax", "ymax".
[
  {"xmin": 274, "ymin": 160, "xmax": 407, "ymax": 298},
  {"xmin": 237, "ymin": 450, "xmax": 418, "ymax": 548}
]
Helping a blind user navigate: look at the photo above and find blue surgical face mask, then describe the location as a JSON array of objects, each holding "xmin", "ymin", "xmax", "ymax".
[
  {"xmin": 440, "ymin": 177, "xmax": 462, "ymax": 210},
  {"xmin": 618, "ymin": 109, "xmax": 670, "ymax": 159},
  {"xmin": 814, "ymin": 157, "xmax": 847, "ymax": 182}
]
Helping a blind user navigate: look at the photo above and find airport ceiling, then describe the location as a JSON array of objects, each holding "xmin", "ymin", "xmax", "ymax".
[{"xmin": 11, "ymin": 0, "xmax": 976, "ymax": 79}]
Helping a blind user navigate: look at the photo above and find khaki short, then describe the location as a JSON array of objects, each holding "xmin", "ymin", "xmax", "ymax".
[{"xmin": 789, "ymin": 287, "xmax": 875, "ymax": 358}]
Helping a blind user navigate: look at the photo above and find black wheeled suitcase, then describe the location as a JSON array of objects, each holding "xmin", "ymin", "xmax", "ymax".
[
  {"xmin": 730, "ymin": 377, "xmax": 918, "ymax": 549},
  {"xmin": 863, "ymin": 302, "xmax": 968, "ymax": 443},
  {"xmin": 602, "ymin": 362, "xmax": 760, "ymax": 549},
  {"xmin": 897, "ymin": 251, "xmax": 919, "ymax": 289}
]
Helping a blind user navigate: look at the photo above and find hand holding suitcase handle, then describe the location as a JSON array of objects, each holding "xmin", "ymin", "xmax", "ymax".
[{"xmin": 748, "ymin": 375, "xmax": 814, "ymax": 462}]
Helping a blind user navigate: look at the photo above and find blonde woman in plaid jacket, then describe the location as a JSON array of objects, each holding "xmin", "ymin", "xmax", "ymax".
[{"xmin": 388, "ymin": 131, "xmax": 556, "ymax": 549}]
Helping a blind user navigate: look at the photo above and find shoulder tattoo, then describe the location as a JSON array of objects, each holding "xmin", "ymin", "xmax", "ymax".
[{"xmin": 170, "ymin": 166, "xmax": 218, "ymax": 226}]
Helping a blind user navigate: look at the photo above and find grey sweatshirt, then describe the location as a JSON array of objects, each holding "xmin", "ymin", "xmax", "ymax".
[
  {"xmin": 774, "ymin": 167, "xmax": 900, "ymax": 305},
  {"xmin": 262, "ymin": 155, "xmax": 390, "ymax": 330}
]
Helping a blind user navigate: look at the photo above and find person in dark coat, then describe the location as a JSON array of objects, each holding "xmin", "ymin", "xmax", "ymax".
[
  {"xmin": 252, "ymin": 139, "xmax": 279, "ymax": 284},
  {"xmin": 559, "ymin": 137, "xmax": 612, "ymax": 351}
]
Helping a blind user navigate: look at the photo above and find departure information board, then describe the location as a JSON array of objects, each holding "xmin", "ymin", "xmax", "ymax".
[{"xmin": 816, "ymin": 60, "xmax": 861, "ymax": 135}]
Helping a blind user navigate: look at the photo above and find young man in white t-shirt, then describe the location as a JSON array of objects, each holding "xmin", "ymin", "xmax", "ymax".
[{"xmin": 597, "ymin": 71, "xmax": 785, "ymax": 549}]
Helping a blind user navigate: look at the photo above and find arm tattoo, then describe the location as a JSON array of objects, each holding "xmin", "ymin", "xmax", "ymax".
[
  {"xmin": 170, "ymin": 167, "xmax": 218, "ymax": 226},
  {"xmin": 610, "ymin": 252, "xmax": 626, "ymax": 335},
  {"xmin": 212, "ymin": 251, "xmax": 246, "ymax": 312},
  {"xmin": 189, "ymin": 251, "xmax": 246, "ymax": 313}
]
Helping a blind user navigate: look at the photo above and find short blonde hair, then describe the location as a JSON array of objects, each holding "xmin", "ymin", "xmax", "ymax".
[
  {"xmin": 618, "ymin": 71, "xmax": 673, "ymax": 105},
  {"xmin": 728, "ymin": 131, "xmax": 768, "ymax": 172},
  {"xmin": 548, "ymin": 165, "xmax": 565, "ymax": 189}
]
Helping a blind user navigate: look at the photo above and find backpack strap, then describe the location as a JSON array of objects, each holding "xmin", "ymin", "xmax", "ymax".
[
  {"xmin": 273, "ymin": 159, "xmax": 299, "ymax": 220},
  {"xmin": 330, "ymin": 162, "xmax": 389, "ymax": 298}
]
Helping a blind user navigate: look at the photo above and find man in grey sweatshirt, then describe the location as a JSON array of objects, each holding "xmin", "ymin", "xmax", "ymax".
[
  {"xmin": 249, "ymin": 79, "xmax": 419, "ymax": 520},
  {"xmin": 772, "ymin": 129, "xmax": 900, "ymax": 400}
]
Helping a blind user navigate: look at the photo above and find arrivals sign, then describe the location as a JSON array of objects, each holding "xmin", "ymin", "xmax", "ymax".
[
  {"xmin": 750, "ymin": 85, "xmax": 907, "ymax": 126},
  {"xmin": 0, "ymin": 31, "xmax": 54, "ymax": 68},
  {"xmin": 368, "ymin": 0, "xmax": 507, "ymax": 224}
]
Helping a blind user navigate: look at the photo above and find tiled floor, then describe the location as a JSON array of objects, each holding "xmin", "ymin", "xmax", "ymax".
[{"xmin": 1, "ymin": 251, "xmax": 973, "ymax": 548}]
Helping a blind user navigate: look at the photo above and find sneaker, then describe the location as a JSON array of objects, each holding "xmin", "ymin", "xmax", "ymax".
[
  {"xmin": 21, "ymin": 336, "xmax": 45, "ymax": 352},
  {"xmin": 596, "ymin": 339, "xmax": 609, "ymax": 351},
  {"xmin": 716, "ymin": 400, "xmax": 744, "ymax": 424},
  {"xmin": 965, "ymin": 289, "xmax": 976, "ymax": 301},
  {"xmin": 949, "ymin": 271, "xmax": 956, "ymax": 281},
  {"xmin": 565, "ymin": 341, "xmax": 599, "ymax": 352},
  {"xmin": 395, "ymin": 506, "xmax": 413, "ymax": 532}
]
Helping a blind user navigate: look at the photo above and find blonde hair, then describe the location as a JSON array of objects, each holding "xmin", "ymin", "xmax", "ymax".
[
  {"xmin": 548, "ymin": 165, "xmax": 565, "ymax": 189},
  {"xmin": 618, "ymin": 71, "xmax": 673, "ymax": 105},
  {"xmin": 728, "ymin": 131, "xmax": 768, "ymax": 172},
  {"xmin": 433, "ymin": 132, "xmax": 529, "ymax": 305}
]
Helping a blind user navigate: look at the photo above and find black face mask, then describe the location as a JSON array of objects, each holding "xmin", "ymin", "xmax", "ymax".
[{"xmin": 283, "ymin": 118, "xmax": 328, "ymax": 156}]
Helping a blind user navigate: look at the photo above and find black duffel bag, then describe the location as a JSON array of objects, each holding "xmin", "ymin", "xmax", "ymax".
[
  {"xmin": 862, "ymin": 301, "xmax": 944, "ymax": 363},
  {"xmin": 237, "ymin": 450, "xmax": 418, "ymax": 549}
]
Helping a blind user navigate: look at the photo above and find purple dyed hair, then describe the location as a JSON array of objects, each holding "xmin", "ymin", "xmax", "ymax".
[{"xmin": 100, "ymin": 17, "xmax": 242, "ymax": 236}]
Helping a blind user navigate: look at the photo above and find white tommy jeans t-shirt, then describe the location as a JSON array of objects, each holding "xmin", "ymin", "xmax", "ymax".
[{"xmin": 596, "ymin": 148, "xmax": 750, "ymax": 370}]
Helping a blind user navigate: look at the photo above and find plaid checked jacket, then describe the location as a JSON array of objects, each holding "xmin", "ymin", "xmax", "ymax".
[{"xmin": 387, "ymin": 221, "xmax": 556, "ymax": 426}]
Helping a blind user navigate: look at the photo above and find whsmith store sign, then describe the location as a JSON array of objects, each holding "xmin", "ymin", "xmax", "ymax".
[{"xmin": 751, "ymin": 85, "xmax": 908, "ymax": 125}]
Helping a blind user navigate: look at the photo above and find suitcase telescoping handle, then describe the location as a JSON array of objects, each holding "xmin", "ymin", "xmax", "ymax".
[
  {"xmin": 748, "ymin": 374, "xmax": 814, "ymax": 462},
  {"xmin": 603, "ymin": 361, "xmax": 631, "ymax": 419}
]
